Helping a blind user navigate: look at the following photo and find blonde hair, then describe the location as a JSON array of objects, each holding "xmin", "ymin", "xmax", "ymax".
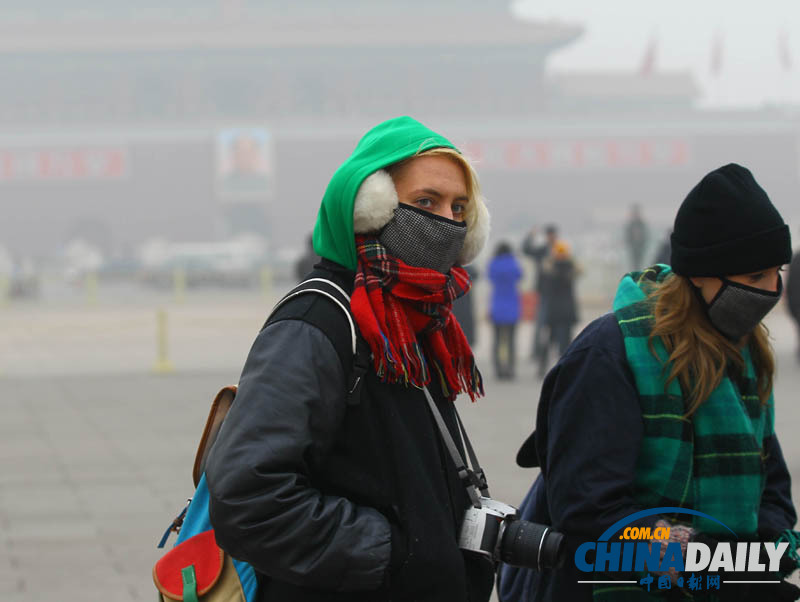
[
  {"xmin": 387, "ymin": 146, "xmax": 483, "ymax": 233},
  {"xmin": 648, "ymin": 273, "xmax": 774, "ymax": 416}
]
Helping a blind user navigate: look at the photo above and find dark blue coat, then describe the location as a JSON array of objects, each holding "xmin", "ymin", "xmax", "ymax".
[{"xmin": 498, "ymin": 313, "xmax": 796, "ymax": 602}]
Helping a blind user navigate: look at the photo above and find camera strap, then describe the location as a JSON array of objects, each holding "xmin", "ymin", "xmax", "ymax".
[
  {"xmin": 454, "ymin": 410, "xmax": 489, "ymax": 498},
  {"xmin": 422, "ymin": 386, "xmax": 490, "ymax": 509}
]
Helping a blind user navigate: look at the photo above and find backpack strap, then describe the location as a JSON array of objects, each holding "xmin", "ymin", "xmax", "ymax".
[
  {"xmin": 269, "ymin": 278, "xmax": 357, "ymax": 355},
  {"xmin": 264, "ymin": 277, "xmax": 370, "ymax": 405}
]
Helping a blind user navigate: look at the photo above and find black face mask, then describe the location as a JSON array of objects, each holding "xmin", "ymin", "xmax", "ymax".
[
  {"xmin": 701, "ymin": 275, "xmax": 782, "ymax": 341},
  {"xmin": 378, "ymin": 204, "xmax": 467, "ymax": 273}
]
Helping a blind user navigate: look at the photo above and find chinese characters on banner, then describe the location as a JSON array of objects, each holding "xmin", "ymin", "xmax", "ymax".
[
  {"xmin": 461, "ymin": 138, "xmax": 690, "ymax": 171},
  {"xmin": 0, "ymin": 148, "xmax": 128, "ymax": 181}
]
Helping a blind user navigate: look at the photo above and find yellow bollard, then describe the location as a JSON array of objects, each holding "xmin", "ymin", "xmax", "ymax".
[
  {"xmin": 86, "ymin": 271, "xmax": 98, "ymax": 305},
  {"xmin": 260, "ymin": 266, "xmax": 273, "ymax": 300},
  {"xmin": 173, "ymin": 267, "xmax": 186, "ymax": 304},
  {"xmin": 153, "ymin": 308, "xmax": 175, "ymax": 374}
]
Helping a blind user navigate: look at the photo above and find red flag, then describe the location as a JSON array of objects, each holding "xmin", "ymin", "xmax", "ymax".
[
  {"xmin": 779, "ymin": 30, "xmax": 792, "ymax": 71},
  {"xmin": 639, "ymin": 37, "xmax": 657, "ymax": 76},
  {"xmin": 710, "ymin": 31, "xmax": 723, "ymax": 77}
]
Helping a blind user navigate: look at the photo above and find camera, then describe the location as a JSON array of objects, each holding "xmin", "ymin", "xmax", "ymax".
[{"xmin": 458, "ymin": 497, "xmax": 565, "ymax": 570}]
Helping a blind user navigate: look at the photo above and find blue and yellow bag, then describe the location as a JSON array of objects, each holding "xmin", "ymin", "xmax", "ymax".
[
  {"xmin": 153, "ymin": 385, "xmax": 259, "ymax": 602},
  {"xmin": 152, "ymin": 277, "xmax": 366, "ymax": 601}
]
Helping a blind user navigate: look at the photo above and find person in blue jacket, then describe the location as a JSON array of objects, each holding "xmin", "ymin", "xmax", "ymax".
[
  {"xmin": 500, "ymin": 164, "xmax": 799, "ymax": 602},
  {"xmin": 488, "ymin": 241, "xmax": 523, "ymax": 380}
]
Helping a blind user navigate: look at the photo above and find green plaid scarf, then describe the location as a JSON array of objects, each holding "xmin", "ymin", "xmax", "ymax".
[{"xmin": 592, "ymin": 265, "xmax": 774, "ymax": 601}]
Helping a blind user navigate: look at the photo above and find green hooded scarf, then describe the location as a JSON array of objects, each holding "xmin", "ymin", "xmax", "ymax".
[{"xmin": 312, "ymin": 116, "xmax": 457, "ymax": 271}]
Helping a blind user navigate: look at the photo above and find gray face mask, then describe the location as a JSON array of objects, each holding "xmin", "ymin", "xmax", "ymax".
[
  {"xmin": 703, "ymin": 275, "xmax": 782, "ymax": 341},
  {"xmin": 378, "ymin": 204, "xmax": 467, "ymax": 273}
]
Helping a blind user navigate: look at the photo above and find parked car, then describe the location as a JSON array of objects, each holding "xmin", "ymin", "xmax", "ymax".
[{"xmin": 138, "ymin": 235, "xmax": 269, "ymax": 289}]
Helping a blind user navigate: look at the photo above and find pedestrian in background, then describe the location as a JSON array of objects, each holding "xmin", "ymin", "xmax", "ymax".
[
  {"xmin": 488, "ymin": 241, "xmax": 522, "ymax": 379},
  {"xmin": 538, "ymin": 239, "xmax": 578, "ymax": 377},
  {"xmin": 453, "ymin": 263, "xmax": 479, "ymax": 346},
  {"xmin": 788, "ymin": 242, "xmax": 800, "ymax": 363},
  {"xmin": 625, "ymin": 203, "xmax": 648, "ymax": 270},
  {"xmin": 522, "ymin": 223, "xmax": 558, "ymax": 362},
  {"xmin": 501, "ymin": 163, "xmax": 799, "ymax": 602}
]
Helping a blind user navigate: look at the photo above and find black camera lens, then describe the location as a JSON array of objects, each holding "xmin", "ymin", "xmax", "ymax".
[{"xmin": 499, "ymin": 519, "xmax": 565, "ymax": 570}]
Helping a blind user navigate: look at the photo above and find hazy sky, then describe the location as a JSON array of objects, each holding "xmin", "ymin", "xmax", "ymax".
[{"xmin": 513, "ymin": 0, "xmax": 800, "ymax": 108}]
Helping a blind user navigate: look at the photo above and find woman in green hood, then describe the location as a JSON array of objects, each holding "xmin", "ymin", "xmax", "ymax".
[{"xmin": 206, "ymin": 117, "xmax": 495, "ymax": 601}]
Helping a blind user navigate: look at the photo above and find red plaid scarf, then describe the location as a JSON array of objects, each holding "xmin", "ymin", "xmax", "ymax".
[{"xmin": 351, "ymin": 235, "xmax": 483, "ymax": 401}]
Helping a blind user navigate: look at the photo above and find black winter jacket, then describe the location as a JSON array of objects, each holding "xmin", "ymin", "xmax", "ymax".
[
  {"xmin": 521, "ymin": 233, "xmax": 550, "ymax": 293},
  {"xmin": 540, "ymin": 257, "xmax": 578, "ymax": 327},
  {"xmin": 500, "ymin": 313, "xmax": 796, "ymax": 602},
  {"xmin": 206, "ymin": 261, "xmax": 494, "ymax": 602}
]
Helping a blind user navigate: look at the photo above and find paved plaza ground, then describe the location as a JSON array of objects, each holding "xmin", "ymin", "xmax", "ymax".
[{"xmin": 1, "ymin": 281, "xmax": 799, "ymax": 600}]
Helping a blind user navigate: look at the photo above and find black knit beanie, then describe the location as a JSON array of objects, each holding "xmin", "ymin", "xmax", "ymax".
[{"xmin": 670, "ymin": 163, "xmax": 792, "ymax": 276}]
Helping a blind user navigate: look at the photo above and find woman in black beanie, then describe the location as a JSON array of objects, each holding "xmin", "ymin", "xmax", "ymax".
[{"xmin": 500, "ymin": 164, "xmax": 799, "ymax": 602}]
